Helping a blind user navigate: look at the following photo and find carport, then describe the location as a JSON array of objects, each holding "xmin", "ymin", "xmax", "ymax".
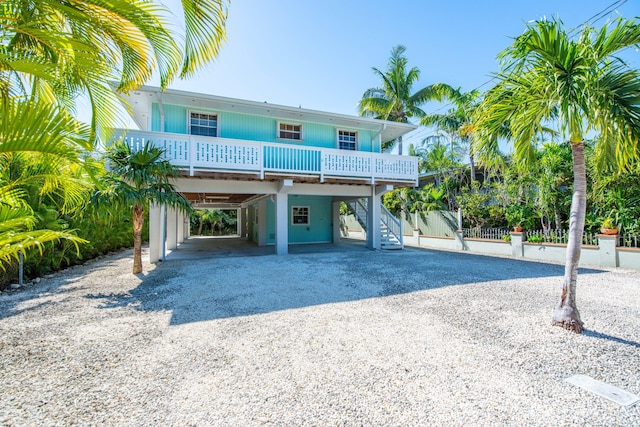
[{"xmin": 163, "ymin": 235, "xmax": 367, "ymax": 261}]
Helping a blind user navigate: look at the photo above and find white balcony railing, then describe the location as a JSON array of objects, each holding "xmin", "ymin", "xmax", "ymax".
[{"xmin": 115, "ymin": 130, "xmax": 419, "ymax": 184}]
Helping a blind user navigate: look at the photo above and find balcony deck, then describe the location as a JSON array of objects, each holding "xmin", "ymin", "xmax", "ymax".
[{"xmin": 116, "ymin": 130, "xmax": 419, "ymax": 186}]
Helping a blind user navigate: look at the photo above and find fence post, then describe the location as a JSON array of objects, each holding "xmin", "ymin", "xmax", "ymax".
[
  {"xmin": 18, "ymin": 250, "xmax": 24, "ymax": 286},
  {"xmin": 597, "ymin": 234, "xmax": 618, "ymax": 268},
  {"xmin": 455, "ymin": 229, "xmax": 465, "ymax": 250},
  {"xmin": 511, "ymin": 232, "xmax": 524, "ymax": 257},
  {"xmin": 413, "ymin": 227, "xmax": 420, "ymax": 246}
]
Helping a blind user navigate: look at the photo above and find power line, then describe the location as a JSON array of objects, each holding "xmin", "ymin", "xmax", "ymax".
[{"xmin": 405, "ymin": 0, "xmax": 630, "ymax": 148}]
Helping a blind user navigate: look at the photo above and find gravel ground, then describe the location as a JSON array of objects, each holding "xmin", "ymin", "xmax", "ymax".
[{"xmin": 1, "ymin": 245, "xmax": 639, "ymax": 426}]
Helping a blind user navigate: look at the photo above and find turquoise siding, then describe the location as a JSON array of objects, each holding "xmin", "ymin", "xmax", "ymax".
[
  {"xmin": 249, "ymin": 196, "xmax": 332, "ymax": 244},
  {"xmin": 287, "ymin": 195, "xmax": 332, "ymax": 244},
  {"xmin": 152, "ymin": 102, "xmax": 379, "ymax": 153},
  {"xmin": 151, "ymin": 104, "xmax": 188, "ymax": 134}
]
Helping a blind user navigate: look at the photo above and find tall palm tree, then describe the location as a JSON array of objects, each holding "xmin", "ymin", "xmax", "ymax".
[
  {"xmin": 475, "ymin": 17, "xmax": 640, "ymax": 333},
  {"xmin": 359, "ymin": 45, "xmax": 456, "ymax": 153},
  {"xmin": 422, "ymin": 89, "xmax": 481, "ymax": 180},
  {"xmin": 101, "ymin": 141, "xmax": 191, "ymax": 274}
]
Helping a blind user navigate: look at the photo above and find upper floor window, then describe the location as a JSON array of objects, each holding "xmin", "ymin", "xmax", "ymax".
[
  {"xmin": 189, "ymin": 111, "xmax": 218, "ymax": 137},
  {"xmin": 278, "ymin": 122, "xmax": 303, "ymax": 141},
  {"xmin": 338, "ymin": 130, "xmax": 357, "ymax": 150}
]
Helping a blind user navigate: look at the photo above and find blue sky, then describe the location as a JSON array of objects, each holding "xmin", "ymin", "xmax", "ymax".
[{"xmin": 157, "ymin": 0, "xmax": 638, "ymax": 151}]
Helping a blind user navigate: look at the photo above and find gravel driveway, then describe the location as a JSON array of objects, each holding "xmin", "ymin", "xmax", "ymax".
[{"xmin": 1, "ymin": 243, "xmax": 639, "ymax": 426}]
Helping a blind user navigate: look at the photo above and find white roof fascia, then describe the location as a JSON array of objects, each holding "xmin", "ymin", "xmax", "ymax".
[{"xmin": 118, "ymin": 85, "xmax": 417, "ymax": 142}]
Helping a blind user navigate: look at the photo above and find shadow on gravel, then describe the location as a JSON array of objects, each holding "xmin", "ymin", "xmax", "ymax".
[
  {"xmin": 83, "ymin": 245, "xmax": 608, "ymax": 326},
  {"xmin": 0, "ymin": 251, "xmax": 132, "ymax": 321},
  {"xmin": 583, "ymin": 330, "xmax": 640, "ymax": 349}
]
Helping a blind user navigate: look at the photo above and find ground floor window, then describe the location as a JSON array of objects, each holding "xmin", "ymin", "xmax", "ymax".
[{"xmin": 291, "ymin": 206, "xmax": 309, "ymax": 225}]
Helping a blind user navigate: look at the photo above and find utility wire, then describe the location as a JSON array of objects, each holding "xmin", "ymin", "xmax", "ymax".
[{"xmin": 403, "ymin": 0, "xmax": 630, "ymax": 149}]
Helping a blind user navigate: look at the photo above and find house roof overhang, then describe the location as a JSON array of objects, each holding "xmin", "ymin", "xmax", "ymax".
[{"xmin": 117, "ymin": 85, "xmax": 417, "ymax": 143}]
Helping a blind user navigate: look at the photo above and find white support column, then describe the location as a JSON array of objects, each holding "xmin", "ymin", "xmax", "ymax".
[
  {"xmin": 275, "ymin": 192, "xmax": 289, "ymax": 255},
  {"xmin": 149, "ymin": 203, "xmax": 162, "ymax": 263},
  {"xmin": 177, "ymin": 210, "xmax": 185, "ymax": 244},
  {"xmin": 366, "ymin": 186, "xmax": 382, "ymax": 250},
  {"xmin": 161, "ymin": 204, "xmax": 167, "ymax": 261},
  {"xmin": 275, "ymin": 180, "xmax": 293, "ymax": 255},
  {"xmin": 184, "ymin": 212, "xmax": 191, "ymax": 239},
  {"xmin": 332, "ymin": 200, "xmax": 341, "ymax": 243},
  {"xmin": 166, "ymin": 207, "xmax": 178, "ymax": 250},
  {"xmin": 258, "ymin": 199, "xmax": 267, "ymax": 246},
  {"xmin": 240, "ymin": 207, "xmax": 248, "ymax": 238},
  {"xmin": 247, "ymin": 206, "xmax": 255, "ymax": 242}
]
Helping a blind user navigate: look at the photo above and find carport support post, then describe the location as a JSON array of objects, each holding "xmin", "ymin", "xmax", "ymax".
[
  {"xmin": 184, "ymin": 211, "xmax": 190, "ymax": 239},
  {"xmin": 239, "ymin": 207, "xmax": 247, "ymax": 238},
  {"xmin": 177, "ymin": 210, "xmax": 185, "ymax": 244},
  {"xmin": 149, "ymin": 203, "xmax": 162, "ymax": 263},
  {"xmin": 332, "ymin": 200, "xmax": 341, "ymax": 243},
  {"xmin": 366, "ymin": 186, "xmax": 383, "ymax": 250},
  {"xmin": 247, "ymin": 206, "xmax": 254, "ymax": 241},
  {"xmin": 257, "ymin": 199, "xmax": 267, "ymax": 246},
  {"xmin": 275, "ymin": 180, "xmax": 293, "ymax": 255},
  {"xmin": 166, "ymin": 207, "xmax": 178, "ymax": 250}
]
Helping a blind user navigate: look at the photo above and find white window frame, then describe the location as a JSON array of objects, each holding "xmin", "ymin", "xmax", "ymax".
[
  {"xmin": 188, "ymin": 110, "xmax": 220, "ymax": 137},
  {"xmin": 337, "ymin": 129, "xmax": 358, "ymax": 151},
  {"xmin": 291, "ymin": 206, "xmax": 310, "ymax": 225},
  {"xmin": 277, "ymin": 121, "xmax": 304, "ymax": 142}
]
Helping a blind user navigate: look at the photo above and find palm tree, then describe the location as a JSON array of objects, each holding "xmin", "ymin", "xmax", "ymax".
[
  {"xmin": 1, "ymin": 0, "xmax": 229, "ymax": 139},
  {"xmin": 1, "ymin": 0, "xmax": 228, "ymax": 272},
  {"xmin": 422, "ymin": 89, "xmax": 481, "ymax": 180},
  {"xmin": 101, "ymin": 141, "xmax": 190, "ymax": 274},
  {"xmin": 359, "ymin": 45, "xmax": 456, "ymax": 153},
  {"xmin": 475, "ymin": 17, "xmax": 640, "ymax": 333}
]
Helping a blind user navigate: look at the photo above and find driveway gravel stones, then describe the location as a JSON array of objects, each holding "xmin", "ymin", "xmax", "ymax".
[{"xmin": 0, "ymin": 245, "xmax": 638, "ymax": 426}]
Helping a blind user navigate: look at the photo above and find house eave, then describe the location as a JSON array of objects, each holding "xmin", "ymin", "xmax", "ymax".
[{"xmin": 117, "ymin": 85, "xmax": 417, "ymax": 142}]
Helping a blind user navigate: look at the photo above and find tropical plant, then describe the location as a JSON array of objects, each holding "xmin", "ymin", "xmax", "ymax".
[
  {"xmin": 1, "ymin": 0, "xmax": 229, "ymax": 138},
  {"xmin": 0, "ymin": 0, "xmax": 228, "ymax": 278},
  {"xmin": 0, "ymin": 100, "xmax": 91, "ymax": 270},
  {"xmin": 359, "ymin": 45, "xmax": 456, "ymax": 153},
  {"xmin": 100, "ymin": 141, "xmax": 190, "ymax": 274},
  {"xmin": 474, "ymin": 17, "xmax": 640, "ymax": 333},
  {"xmin": 535, "ymin": 142, "xmax": 573, "ymax": 230},
  {"xmin": 422, "ymin": 89, "xmax": 482, "ymax": 180},
  {"xmin": 414, "ymin": 185, "xmax": 448, "ymax": 213}
]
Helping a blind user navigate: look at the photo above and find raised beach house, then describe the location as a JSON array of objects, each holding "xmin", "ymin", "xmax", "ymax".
[{"xmin": 115, "ymin": 86, "xmax": 419, "ymax": 260}]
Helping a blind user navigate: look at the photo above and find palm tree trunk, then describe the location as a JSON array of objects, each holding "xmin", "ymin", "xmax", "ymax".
[
  {"xmin": 469, "ymin": 152, "xmax": 476, "ymax": 182},
  {"xmin": 197, "ymin": 217, "xmax": 203, "ymax": 235},
  {"xmin": 132, "ymin": 202, "xmax": 144, "ymax": 274},
  {"xmin": 552, "ymin": 141, "xmax": 586, "ymax": 333}
]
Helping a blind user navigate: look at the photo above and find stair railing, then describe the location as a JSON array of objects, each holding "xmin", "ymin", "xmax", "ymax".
[
  {"xmin": 347, "ymin": 199, "xmax": 368, "ymax": 231},
  {"xmin": 380, "ymin": 204, "xmax": 403, "ymax": 249}
]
